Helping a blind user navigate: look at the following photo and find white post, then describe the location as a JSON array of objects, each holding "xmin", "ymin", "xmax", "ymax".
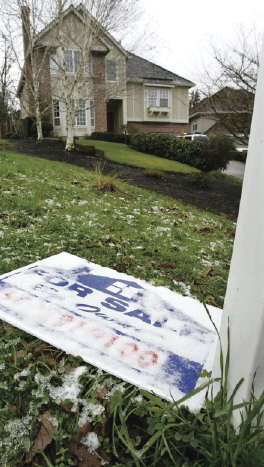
[{"xmin": 213, "ymin": 35, "xmax": 264, "ymax": 428}]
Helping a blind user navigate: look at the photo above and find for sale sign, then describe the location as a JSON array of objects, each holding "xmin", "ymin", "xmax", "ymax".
[{"xmin": 0, "ymin": 253, "xmax": 222, "ymax": 410}]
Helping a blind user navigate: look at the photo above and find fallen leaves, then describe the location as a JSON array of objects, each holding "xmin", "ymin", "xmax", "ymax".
[
  {"xmin": 25, "ymin": 411, "xmax": 55, "ymax": 463},
  {"xmin": 195, "ymin": 224, "xmax": 218, "ymax": 234}
]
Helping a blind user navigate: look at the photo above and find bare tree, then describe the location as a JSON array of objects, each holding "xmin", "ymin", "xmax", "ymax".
[
  {"xmin": 0, "ymin": 35, "xmax": 14, "ymax": 137},
  {"xmin": 0, "ymin": 0, "xmax": 56, "ymax": 141},
  {"xmin": 195, "ymin": 25, "xmax": 261, "ymax": 143},
  {"xmin": 0, "ymin": 0, "xmax": 149, "ymax": 147}
]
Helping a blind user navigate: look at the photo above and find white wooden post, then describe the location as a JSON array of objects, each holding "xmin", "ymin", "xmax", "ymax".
[{"xmin": 213, "ymin": 35, "xmax": 264, "ymax": 427}]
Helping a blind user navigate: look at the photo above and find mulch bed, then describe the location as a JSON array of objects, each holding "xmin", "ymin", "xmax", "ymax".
[{"xmin": 15, "ymin": 139, "xmax": 242, "ymax": 221}]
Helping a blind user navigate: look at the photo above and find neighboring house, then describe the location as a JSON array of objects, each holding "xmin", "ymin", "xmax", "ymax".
[
  {"xmin": 189, "ymin": 87, "xmax": 254, "ymax": 146},
  {"xmin": 17, "ymin": 4, "xmax": 194, "ymax": 137}
]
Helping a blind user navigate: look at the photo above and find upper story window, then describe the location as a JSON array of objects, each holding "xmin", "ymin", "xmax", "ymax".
[
  {"xmin": 50, "ymin": 50, "xmax": 58, "ymax": 75},
  {"xmin": 65, "ymin": 50, "xmax": 82, "ymax": 73},
  {"xmin": 148, "ymin": 87, "xmax": 169, "ymax": 107},
  {"xmin": 106, "ymin": 60, "xmax": 117, "ymax": 81},
  {"xmin": 88, "ymin": 53, "xmax": 93, "ymax": 76}
]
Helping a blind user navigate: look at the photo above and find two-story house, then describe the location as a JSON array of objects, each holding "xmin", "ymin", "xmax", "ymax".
[{"xmin": 18, "ymin": 4, "xmax": 194, "ymax": 138}]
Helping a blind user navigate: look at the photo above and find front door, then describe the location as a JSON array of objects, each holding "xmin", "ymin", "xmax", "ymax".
[{"xmin": 107, "ymin": 112, "xmax": 115, "ymax": 133}]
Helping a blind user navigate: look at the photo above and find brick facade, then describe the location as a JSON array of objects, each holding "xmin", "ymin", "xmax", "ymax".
[
  {"xmin": 92, "ymin": 53, "xmax": 107, "ymax": 132},
  {"xmin": 127, "ymin": 122, "xmax": 188, "ymax": 135}
]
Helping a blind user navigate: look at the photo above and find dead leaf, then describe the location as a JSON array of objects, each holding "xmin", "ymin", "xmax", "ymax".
[
  {"xmin": 33, "ymin": 342, "xmax": 52, "ymax": 356},
  {"xmin": 36, "ymin": 352, "xmax": 57, "ymax": 369},
  {"xmin": 172, "ymin": 274, "xmax": 184, "ymax": 282},
  {"xmin": 67, "ymin": 442, "xmax": 102, "ymax": 467},
  {"xmin": 6, "ymin": 350, "xmax": 26, "ymax": 362},
  {"xmin": 2, "ymin": 322, "xmax": 20, "ymax": 334},
  {"xmin": 60, "ymin": 400, "xmax": 75, "ymax": 413},
  {"xmin": 98, "ymin": 386, "xmax": 107, "ymax": 400},
  {"xmin": 160, "ymin": 262, "xmax": 174, "ymax": 269},
  {"xmin": 204, "ymin": 266, "xmax": 216, "ymax": 276},
  {"xmin": 72, "ymin": 421, "xmax": 92, "ymax": 443},
  {"xmin": 195, "ymin": 225, "xmax": 211, "ymax": 234},
  {"xmin": 20, "ymin": 339, "xmax": 33, "ymax": 352},
  {"xmin": 48, "ymin": 251, "xmax": 58, "ymax": 256},
  {"xmin": 25, "ymin": 411, "xmax": 55, "ymax": 463},
  {"xmin": 95, "ymin": 418, "xmax": 110, "ymax": 439},
  {"xmin": 207, "ymin": 300, "xmax": 220, "ymax": 308}
]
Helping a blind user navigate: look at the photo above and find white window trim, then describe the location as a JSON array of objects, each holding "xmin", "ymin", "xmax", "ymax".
[
  {"xmin": 147, "ymin": 87, "xmax": 170, "ymax": 108},
  {"xmin": 90, "ymin": 100, "xmax": 95, "ymax": 128},
  {"xmin": 70, "ymin": 99, "xmax": 87, "ymax": 126},
  {"xmin": 65, "ymin": 50, "xmax": 82, "ymax": 74},
  {"xmin": 53, "ymin": 100, "xmax": 60, "ymax": 127}
]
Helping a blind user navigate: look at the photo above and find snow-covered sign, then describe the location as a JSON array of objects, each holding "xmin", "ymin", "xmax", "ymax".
[{"xmin": 0, "ymin": 253, "xmax": 221, "ymax": 410}]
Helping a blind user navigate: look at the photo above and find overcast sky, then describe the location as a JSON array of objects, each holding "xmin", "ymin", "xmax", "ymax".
[{"xmin": 138, "ymin": 0, "xmax": 264, "ymax": 88}]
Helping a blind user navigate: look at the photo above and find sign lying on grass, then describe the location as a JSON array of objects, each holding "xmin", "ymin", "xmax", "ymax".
[{"xmin": 0, "ymin": 253, "xmax": 222, "ymax": 410}]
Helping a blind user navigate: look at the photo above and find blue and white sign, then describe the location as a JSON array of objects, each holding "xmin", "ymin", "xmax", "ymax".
[{"xmin": 0, "ymin": 253, "xmax": 222, "ymax": 410}]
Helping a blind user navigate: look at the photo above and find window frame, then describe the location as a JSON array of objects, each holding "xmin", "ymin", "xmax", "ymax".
[
  {"xmin": 53, "ymin": 100, "xmax": 60, "ymax": 127},
  {"xmin": 70, "ymin": 99, "xmax": 87, "ymax": 126},
  {"xmin": 65, "ymin": 50, "xmax": 82, "ymax": 74},
  {"xmin": 90, "ymin": 100, "xmax": 95, "ymax": 128},
  {"xmin": 106, "ymin": 60, "xmax": 117, "ymax": 82},
  {"xmin": 50, "ymin": 50, "xmax": 58, "ymax": 75},
  {"xmin": 147, "ymin": 87, "xmax": 170, "ymax": 108}
]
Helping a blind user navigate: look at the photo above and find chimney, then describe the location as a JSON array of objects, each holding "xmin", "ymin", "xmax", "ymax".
[{"xmin": 21, "ymin": 6, "xmax": 30, "ymax": 57}]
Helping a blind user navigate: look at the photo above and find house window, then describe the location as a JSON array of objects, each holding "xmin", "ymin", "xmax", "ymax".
[
  {"xmin": 192, "ymin": 119, "xmax": 198, "ymax": 132},
  {"xmin": 71, "ymin": 99, "xmax": 86, "ymax": 126},
  {"xmin": 88, "ymin": 53, "xmax": 93, "ymax": 75},
  {"xmin": 65, "ymin": 50, "xmax": 82, "ymax": 73},
  {"xmin": 50, "ymin": 50, "xmax": 58, "ymax": 75},
  {"xmin": 53, "ymin": 100, "xmax": 60, "ymax": 126},
  {"xmin": 148, "ymin": 87, "xmax": 169, "ymax": 107},
  {"xmin": 106, "ymin": 60, "xmax": 117, "ymax": 81},
  {"xmin": 90, "ymin": 100, "xmax": 95, "ymax": 128},
  {"xmin": 160, "ymin": 88, "xmax": 169, "ymax": 107},
  {"xmin": 148, "ymin": 88, "xmax": 157, "ymax": 107}
]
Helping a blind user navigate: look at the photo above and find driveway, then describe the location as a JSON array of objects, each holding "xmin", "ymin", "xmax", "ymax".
[{"xmin": 222, "ymin": 160, "xmax": 245, "ymax": 179}]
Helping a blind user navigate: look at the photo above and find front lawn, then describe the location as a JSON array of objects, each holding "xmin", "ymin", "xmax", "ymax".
[{"xmin": 77, "ymin": 139, "xmax": 200, "ymax": 174}]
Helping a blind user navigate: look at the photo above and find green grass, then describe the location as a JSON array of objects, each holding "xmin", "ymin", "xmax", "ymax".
[
  {"xmin": 0, "ymin": 146, "xmax": 234, "ymax": 305},
  {"xmin": 1, "ymin": 142, "xmax": 263, "ymax": 467},
  {"xmin": 77, "ymin": 139, "xmax": 200, "ymax": 174}
]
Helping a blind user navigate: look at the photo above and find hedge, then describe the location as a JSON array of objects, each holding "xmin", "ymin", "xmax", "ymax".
[
  {"xmin": 91, "ymin": 132, "xmax": 131, "ymax": 145},
  {"xmin": 130, "ymin": 133, "xmax": 235, "ymax": 172}
]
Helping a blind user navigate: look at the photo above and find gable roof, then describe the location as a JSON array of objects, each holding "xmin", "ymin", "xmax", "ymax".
[
  {"xmin": 35, "ymin": 3, "xmax": 128, "ymax": 57},
  {"xmin": 126, "ymin": 54, "xmax": 194, "ymax": 86},
  {"xmin": 190, "ymin": 86, "xmax": 254, "ymax": 117}
]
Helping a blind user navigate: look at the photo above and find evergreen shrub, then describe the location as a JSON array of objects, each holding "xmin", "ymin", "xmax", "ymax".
[
  {"xmin": 23, "ymin": 117, "xmax": 35, "ymax": 138},
  {"xmin": 91, "ymin": 132, "xmax": 131, "ymax": 145},
  {"xmin": 75, "ymin": 143, "xmax": 96, "ymax": 156},
  {"xmin": 3, "ymin": 132, "xmax": 17, "ymax": 139},
  {"xmin": 31, "ymin": 121, "xmax": 53, "ymax": 137},
  {"xmin": 130, "ymin": 133, "xmax": 235, "ymax": 172},
  {"xmin": 196, "ymin": 135, "xmax": 236, "ymax": 172}
]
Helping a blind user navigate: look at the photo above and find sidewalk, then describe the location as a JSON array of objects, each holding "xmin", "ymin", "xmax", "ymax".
[{"xmin": 222, "ymin": 160, "xmax": 245, "ymax": 179}]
